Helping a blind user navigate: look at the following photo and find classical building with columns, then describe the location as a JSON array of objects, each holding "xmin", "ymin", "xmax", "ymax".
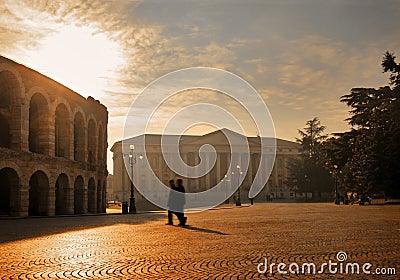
[
  {"xmin": 0, "ymin": 55, "xmax": 108, "ymax": 217},
  {"xmin": 110, "ymin": 129, "xmax": 301, "ymax": 207}
]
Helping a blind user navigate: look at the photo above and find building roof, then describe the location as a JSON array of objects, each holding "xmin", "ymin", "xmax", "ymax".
[{"xmin": 111, "ymin": 128, "xmax": 300, "ymax": 151}]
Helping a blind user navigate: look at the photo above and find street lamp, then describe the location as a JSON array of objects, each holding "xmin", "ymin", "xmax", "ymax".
[
  {"xmin": 128, "ymin": 145, "xmax": 143, "ymax": 214},
  {"xmin": 330, "ymin": 164, "xmax": 341, "ymax": 204},
  {"xmin": 304, "ymin": 174, "xmax": 308, "ymax": 201},
  {"xmin": 333, "ymin": 164, "xmax": 338, "ymax": 201},
  {"xmin": 235, "ymin": 164, "xmax": 242, "ymax": 206},
  {"xmin": 221, "ymin": 174, "xmax": 229, "ymax": 204}
]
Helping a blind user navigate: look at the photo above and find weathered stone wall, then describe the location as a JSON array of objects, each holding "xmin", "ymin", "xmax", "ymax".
[{"xmin": 0, "ymin": 56, "xmax": 108, "ymax": 217}]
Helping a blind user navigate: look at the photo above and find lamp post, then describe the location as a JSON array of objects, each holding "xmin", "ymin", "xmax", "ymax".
[
  {"xmin": 221, "ymin": 175, "xmax": 229, "ymax": 204},
  {"xmin": 128, "ymin": 145, "xmax": 143, "ymax": 214},
  {"xmin": 333, "ymin": 164, "xmax": 338, "ymax": 200},
  {"xmin": 129, "ymin": 145, "xmax": 136, "ymax": 213},
  {"xmin": 304, "ymin": 174, "xmax": 308, "ymax": 201},
  {"xmin": 330, "ymin": 164, "xmax": 340, "ymax": 204},
  {"xmin": 235, "ymin": 164, "xmax": 242, "ymax": 206}
]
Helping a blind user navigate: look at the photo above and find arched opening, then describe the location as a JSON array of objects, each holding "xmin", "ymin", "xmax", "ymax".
[
  {"xmin": 0, "ymin": 71, "xmax": 12, "ymax": 108},
  {"xmin": 0, "ymin": 70, "xmax": 21, "ymax": 150},
  {"xmin": 97, "ymin": 125, "xmax": 104, "ymax": 162},
  {"xmin": 74, "ymin": 176, "xmax": 85, "ymax": 214},
  {"xmin": 29, "ymin": 171, "xmax": 49, "ymax": 216},
  {"xmin": 88, "ymin": 178, "xmax": 96, "ymax": 213},
  {"xmin": 55, "ymin": 173, "xmax": 69, "ymax": 215},
  {"xmin": 87, "ymin": 119, "xmax": 97, "ymax": 170},
  {"xmin": 55, "ymin": 104, "xmax": 70, "ymax": 158},
  {"xmin": 29, "ymin": 93, "xmax": 49, "ymax": 154},
  {"xmin": 97, "ymin": 180, "xmax": 102, "ymax": 213},
  {"xmin": 0, "ymin": 114, "xmax": 11, "ymax": 148},
  {"xmin": 0, "ymin": 168, "xmax": 20, "ymax": 216},
  {"xmin": 74, "ymin": 112, "xmax": 85, "ymax": 162}
]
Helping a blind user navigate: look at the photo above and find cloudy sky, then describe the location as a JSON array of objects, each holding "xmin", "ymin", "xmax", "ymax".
[{"xmin": 1, "ymin": 0, "xmax": 399, "ymax": 171}]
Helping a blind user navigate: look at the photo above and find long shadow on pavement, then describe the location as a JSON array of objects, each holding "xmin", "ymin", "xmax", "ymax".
[
  {"xmin": 0, "ymin": 212, "xmax": 166, "ymax": 244},
  {"xmin": 180, "ymin": 225, "xmax": 228, "ymax": 235}
]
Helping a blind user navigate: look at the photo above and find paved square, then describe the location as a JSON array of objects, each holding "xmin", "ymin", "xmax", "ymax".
[{"xmin": 0, "ymin": 203, "xmax": 399, "ymax": 279}]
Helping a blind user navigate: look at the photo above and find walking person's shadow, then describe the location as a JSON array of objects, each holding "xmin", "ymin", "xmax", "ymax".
[{"xmin": 179, "ymin": 225, "xmax": 228, "ymax": 235}]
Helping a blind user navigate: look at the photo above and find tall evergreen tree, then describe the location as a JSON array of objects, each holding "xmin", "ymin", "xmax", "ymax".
[
  {"xmin": 286, "ymin": 118, "xmax": 333, "ymax": 200},
  {"xmin": 296, "ymin": 117, "xmax": 327, "ymax": 162},
  {"xmin": 340, "ymin": 52, "xmax": 400, "ymax": 197}
]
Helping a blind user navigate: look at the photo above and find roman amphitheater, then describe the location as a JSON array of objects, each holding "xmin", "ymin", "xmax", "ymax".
[{"xmin": 0, "ymin": 56, "xmax": 108, "ymax": 217}]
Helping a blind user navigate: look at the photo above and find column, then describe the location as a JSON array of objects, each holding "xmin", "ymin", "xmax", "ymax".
[
  {"xmin": 68, "ymin": 118, "xmax": 74, "ymax": 160},
  {"xmin": 18, "ymin": 183, "xmax": 29, "ymax": 217},
  {"xmin": 47, "ymin": 177, "xmax": 56, "ymax": 216},
  {"xmin": 206, "ymin": 153, "xmax": 211, "ymax": 189},
  {"xmin": 66, "ymin": 174, "xmax": 75, "ymax": 215},
  {"xmin": 83, "ymin": 182, "xmax": 88, "ymax": 214},
  {"xmin": 20, "ymin": 102, "xmax": 29, "ymax": 152},
  {"xmin": 48, "ymin": 110, "xmax": 55, "ymax": 157}
]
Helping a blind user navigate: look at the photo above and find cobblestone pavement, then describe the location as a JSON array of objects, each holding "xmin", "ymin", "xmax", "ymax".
[{"xmin": 0, "ymin": 203, "xmax": 399, "ymax": 279}]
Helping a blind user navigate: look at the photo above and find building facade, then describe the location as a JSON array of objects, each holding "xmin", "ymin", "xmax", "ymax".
[
  {"xmin": 110, "ymin": 129, "xmax": 302, "ymax": 207},
  {"xmin": 0, "ymin": 56, "xmax": 108, "ymax": 217}
]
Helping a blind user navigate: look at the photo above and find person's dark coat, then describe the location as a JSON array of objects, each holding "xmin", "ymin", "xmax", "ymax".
[{"xmin": 167, "ymin": 184, "xmax": 185, "ymax": 212}]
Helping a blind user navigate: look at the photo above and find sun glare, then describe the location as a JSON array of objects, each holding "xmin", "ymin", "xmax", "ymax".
[{"xmin": 24, "ymin": 24, "xmax": 125, "ymax": 99}]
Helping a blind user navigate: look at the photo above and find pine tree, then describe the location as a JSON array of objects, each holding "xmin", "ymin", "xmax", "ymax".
[{"xmin": 339, "ymin": 52, "xmax": 400, "ymax": 197}]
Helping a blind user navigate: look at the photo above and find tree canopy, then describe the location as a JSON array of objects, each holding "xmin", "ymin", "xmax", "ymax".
[
  {"xmin": 338, "ymin": 51, "xmax": 400, "ymax": 197},
  {"xmin": 286, "ymin": 52, "xmax": 400, "ymax": 200},
  {"xmin": 286, "ymin": 117, "xmax": 333, "ymax": 200}
]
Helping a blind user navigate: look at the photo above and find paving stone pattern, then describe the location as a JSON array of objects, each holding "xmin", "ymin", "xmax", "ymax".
[{"xmin": 0, "ymin": 203, "xmax": 398, "ymax": 279}]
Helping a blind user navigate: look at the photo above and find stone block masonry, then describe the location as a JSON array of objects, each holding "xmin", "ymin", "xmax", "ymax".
[{"xmin": 0, "ymin": 55, "xmax": 108, "ymax": 217}]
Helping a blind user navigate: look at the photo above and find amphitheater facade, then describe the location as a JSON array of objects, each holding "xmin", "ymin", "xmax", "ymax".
[{"xmin": 0, "ymin": 56, "xmax": 108, "ymax": 217}]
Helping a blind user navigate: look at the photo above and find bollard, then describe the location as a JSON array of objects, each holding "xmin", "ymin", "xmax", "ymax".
[{"xmin": 122, "ymin": 201, "xmax": 129, "ymax": 214}]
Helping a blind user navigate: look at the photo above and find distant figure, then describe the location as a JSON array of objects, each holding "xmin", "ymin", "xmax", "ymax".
[
  {"xmin": 166, "ymin": 179, "xmax": 187, "ymax": 226},
  {"xmin": 176, "ymin": 179, "xmax": 187, "ymax": 226}
]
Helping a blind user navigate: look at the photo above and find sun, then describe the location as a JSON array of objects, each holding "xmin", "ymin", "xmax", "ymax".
[{"xmin": 24, "ymin": 24, "xmax": 125, "ymax": 99}]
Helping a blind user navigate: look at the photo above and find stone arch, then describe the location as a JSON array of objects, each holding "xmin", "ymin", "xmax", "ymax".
[
  {"xmin": 74, "ymin": 175, "xmax": 85, "ymax": 214},
  {"xmin": 55, "ymin": 103, "xmax": 71, "ymax": 158},
  {"xmin": 0, "ymin": 68, "xmax": 23, "ymax": 150},
  {"xmin": 26, "ymin": 86, "xmax": 51, "ymax": 104},
  {"xmin": 72, "ymin": 107, "xmax": 87, "ymax": 124},
  {"xmin": 73, "ymin": 111, "xmax": 85, "ymax": 162},
  {"xmin": 0, "ymin": 72, "xmax": 12, "ymax": 107},
  {"xmin": 29, "ymin": 170, "xmax": 49, "ymax": 216},
  {"xmin": 88, "ymin": 177, "xmax": 96, "ymax": 213},
  {"xmin": 29, "ymin": 92, "xmax": 50, "ymax": 154},
  {"xmin": 87, "ymin": 118, "xmax": 97, "ymax": 170},
  {"xmin": 0, "ymin": 161, "xmax": 24, "ymax": 180},
  {"xmin": 52, "ymin": 98, "xmax": 73, "ymax": 115},
  {"xmin": 0, "ymin": 114, "xmax": 11, "ymax": 148},
  {"xmin": 55, "ymin": 173, "xmax": 69, "ymax": 215},
  {"xmin": 0, "ymin": 63, "xmax": 25, "ymax": 100},
  {"xmin": 0, "ymin": 167, "xmax": 20, "ymax": 216}
]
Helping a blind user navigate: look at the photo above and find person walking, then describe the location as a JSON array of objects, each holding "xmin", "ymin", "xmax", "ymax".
[
  {"xmin": 176, "ymin": 178, "xmax": 187, "ymax": 226},
  {"xmin": 166, "ymin": 179, "xmax": 187, "ymax": 226}
]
